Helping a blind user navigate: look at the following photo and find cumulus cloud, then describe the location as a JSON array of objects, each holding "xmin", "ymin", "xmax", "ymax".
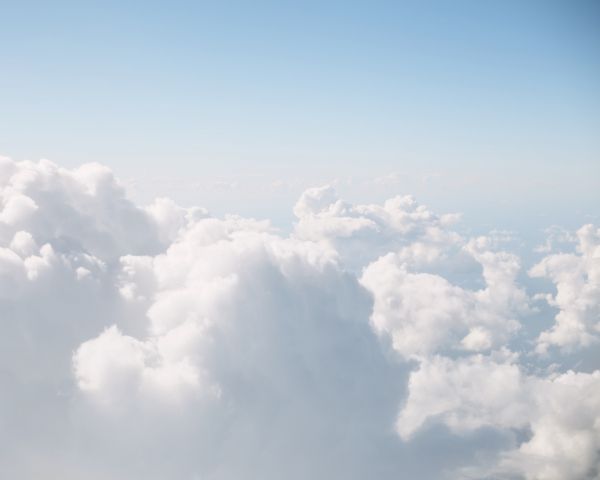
[
  {"xmin": 0, "ymin": 156, "xmax": 164, "ymax": 260},
  {"xmin": 360, "ymin": 235, "xmax": 528, "ymax": 359},
  {"xmin": 398, "ymin": 354, "xmax": 600, "ymax": 480},
  {"xmin": 0, "ymin": 156, "xmax": 598, "ymax": 480},
  {"xmin": 71, "ymin": 216, "xmax": 410, "ymax": 480},
  {"xmin": 293, "ymin": 184, "xmax": 462, "ymax": 271},
  {"xmin": 531, "ymin": 224, "xmax": 600, "ymax": 353}
]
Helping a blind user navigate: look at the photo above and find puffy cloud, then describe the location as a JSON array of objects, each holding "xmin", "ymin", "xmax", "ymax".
[
  {"xmin": 397, "ymin": 352, "xmax": 529, "ymax": 439},
  {"xmin": 293, "ymin": 184, "xmax": 462, "ymax": 270},
  {"xmin": 531, "ymin": 224, "xmax": 600, "ymax": 353},
  {"xmin": 74, "ymin": 324, "xmax": 204, "ymax": 406},
  {"xmin": 0, "ymin": 158, "xmax": 408, "ymax": 479},
  {"xmin": 0, "ymin": 156, "xmax": 163, "ymax": 260},
  {"xmin": 87, "ymin": 214, "xmax": 412, "ymax": 472},
  {"xmin": 0, "ymin": 155, "xmax": 598, "ymax": 480},
  {"xmin": 66, "ymin": 215, "xmax": 411, "ymax": 480},
  {"xmin": 360, "ymin": 237, "xmax": 527, "ymax": 359},
  {"xmin": 398, "ymin": 353, "xmax": 600, "ymax": 480}
]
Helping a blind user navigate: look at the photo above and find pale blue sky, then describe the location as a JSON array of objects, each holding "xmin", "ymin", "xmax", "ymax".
[{"xmin": 1, "ymin": 0, "xmax": 598, "ymax": 230}]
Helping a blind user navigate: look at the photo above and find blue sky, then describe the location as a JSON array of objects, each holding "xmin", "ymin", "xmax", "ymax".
[{"xmin": 1, "ymin": 0, "xmax": 598, "ymax": 229}]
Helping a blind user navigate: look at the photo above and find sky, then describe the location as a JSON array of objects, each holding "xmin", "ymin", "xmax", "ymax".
[
  {"xmin": 1, "ymin": 0, "xmax": 599, "ymax": 228},
  {"xmin": 1, "ymin": 2, "xmax": 600, "ymax": 479}
]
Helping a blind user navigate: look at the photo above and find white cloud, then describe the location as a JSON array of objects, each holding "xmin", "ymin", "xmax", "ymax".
[
  {"xmin": 397, "ymin": 352, "xmax": 529, "ymax": 439},
  {"xmin": 360, "ymin": 236, "xmax": 527, "ymax": 359},
  {"xmin": 68, "ymin": 212, "xmax": 409, "ymax": 479},
  {"xmin": 531, "ymin": 224, "xmax": 600, "ymax": 353},
  {"xmin": 293, "ymin": 184, "xmax": 462, "ymax": 271},
  {"xmin": 0, "ymin": 156, "xmax": 598, "ymax": 480},
  {"xmin": 0, "ymin": 157, "xmax": 163, "ymax": 260},
  {"xmin": 398, "ymin": 353, "xmax": 600, "ymax": 480}
]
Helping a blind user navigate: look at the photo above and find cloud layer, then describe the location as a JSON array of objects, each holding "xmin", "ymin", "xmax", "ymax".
[{"xmin": 0, "ymin": 156, "xmax": 598, "ymax": 479}]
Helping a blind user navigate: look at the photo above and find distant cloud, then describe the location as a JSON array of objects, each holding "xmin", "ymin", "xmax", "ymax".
[{"xmin": 371, "ymin": 171, "xmax": 407, "ymax": 187}]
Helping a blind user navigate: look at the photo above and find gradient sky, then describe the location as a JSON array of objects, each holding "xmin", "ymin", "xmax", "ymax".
[{"xmin": 1, "ymin": 0, "xmax": 598, "ymax": 230}]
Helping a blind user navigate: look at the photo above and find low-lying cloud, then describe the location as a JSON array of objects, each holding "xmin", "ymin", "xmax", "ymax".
[{"xmin": 0, "ymin": 156, "xmax": 598, "ymax": 479}]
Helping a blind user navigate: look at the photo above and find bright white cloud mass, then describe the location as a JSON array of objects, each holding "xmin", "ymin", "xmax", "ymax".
[{"xmin": 1, "ymin": 156, "xmax": 599, "ymax": 480}]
